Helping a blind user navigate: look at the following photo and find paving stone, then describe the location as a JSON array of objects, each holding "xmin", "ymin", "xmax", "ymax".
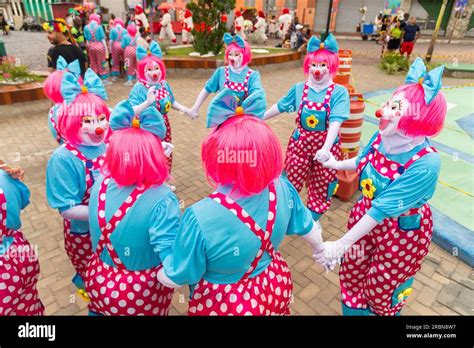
[{"xmin": 416, "ymin": 286, "xmax": 438, "ymax": 307}]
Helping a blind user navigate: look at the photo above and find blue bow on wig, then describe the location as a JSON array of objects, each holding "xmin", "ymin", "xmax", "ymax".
[
  {"xmin": 110, "ymin": 99, "xmax": 166, "ymax": 139},
  {"xmin": 60, "ymin": 68, "xmax": 108, "ymax": 105},
  {"xmin": 405, "ymin": 57, "xmax": 444, "ymax": 105},
  {"xmin": 137, "ymin": 40, "xmax": 163, "ymax": 61},
  {"xmin": 307, "ymin": 33, "xmax": 339, "ymax": 54},
  {"xmin": 206, "ymin": 88, "xmax": 266, "ymax": 128},
  {"xmin": 56, "ymin": 56, "xmax": 81, "ymax": 76},
  {"xmin": 223, "ymin": 33, "xmax": 245, "ymax": 48}
]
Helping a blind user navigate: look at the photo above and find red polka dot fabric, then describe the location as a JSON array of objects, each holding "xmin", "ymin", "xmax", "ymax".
[
  {"xmin": 223, "ymin": 66, "xmax": 252, "ymax": 98},
  {"xmin": 188, "ymin": 183, "xmax": 293, "ymax": 316},
  {"xmin": 0, "ymin": 189, "xmax": 44, "ymax": 316},
  {"xmin": 85, "ymin": 177, "xmax": 174, "ymax": 316}
]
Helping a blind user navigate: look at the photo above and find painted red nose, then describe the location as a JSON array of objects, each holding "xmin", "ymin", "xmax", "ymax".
[
  {"xmin": 375, "ymin": 109, "xmax": 383, "ymax": 118},
  {"xmin": 95, "ymin": 127, "xmax": 104, "ymax": 135},
  {"xmin": 314, "ymin": 70, "xmax": 321, "ymax": 76}
]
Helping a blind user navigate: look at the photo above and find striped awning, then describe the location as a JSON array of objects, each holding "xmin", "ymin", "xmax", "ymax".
[{"xmin": 23, "ymin": 0, "xmax": 55, "ymax": 21}]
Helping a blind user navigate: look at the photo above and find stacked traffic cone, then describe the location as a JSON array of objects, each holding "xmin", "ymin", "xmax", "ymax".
[{"xmin": 334, "ymin": 49, "xmax": 366, "ymax": 202}]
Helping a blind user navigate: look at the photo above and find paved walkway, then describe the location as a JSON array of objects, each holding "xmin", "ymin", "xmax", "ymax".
[{"xmin": 0, "ymin": 32, "xmax": 472, "ymax": 316}]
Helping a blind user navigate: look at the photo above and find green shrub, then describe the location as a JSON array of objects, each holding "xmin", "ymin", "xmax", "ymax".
[{"xmin": 379, "ymin": 53, "xmax": 409, "ymax": 74}]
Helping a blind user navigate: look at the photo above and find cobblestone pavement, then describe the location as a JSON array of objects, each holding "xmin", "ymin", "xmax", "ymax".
[{"xmin": 0, "ymin": 32, "xmax": 473, "ymax": 316}]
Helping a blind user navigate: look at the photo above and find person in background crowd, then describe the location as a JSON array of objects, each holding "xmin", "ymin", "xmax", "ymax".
[
  {"xmin": 400, "ymin": 16, "xmax": 421, "ymax": 60},
  {"xmin": 387, "ymin": 19, "xmax": 402, "ymax": 53},
  {"xmin": 268, "ymin": 15, "xmax": 277, "ymax": 39},
  {"xmin": 71, "ymin": 17, "xmax": 87, "ymax": 56},
  {"xmin": 379, "ymin": 15, "xmax": 390, "ymax": 57},
  {"xmin": 44, "ymin": 19, "xmax": 87, "ymax": 77},
  {"xmin": 109, "ymin": 13, "xmax": 116, "ymax": 28},
  {"xmin": 137, "ymin": 26, "xmax": 150, "ymax": 50},
  {"xmin": 295, "ymin": 24, "xmax": 309, "ymax": 53}
]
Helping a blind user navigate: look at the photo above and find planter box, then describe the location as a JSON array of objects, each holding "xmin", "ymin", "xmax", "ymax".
[{"xmin": 0, "ymin": 82, "xmax": 46, "ymax": 105}]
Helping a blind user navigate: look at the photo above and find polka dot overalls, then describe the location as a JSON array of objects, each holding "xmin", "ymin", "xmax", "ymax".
[
  {"xmin": 63, "ymin": 143, "xmax": 105, "ymax": 289},
  {"xmin": 87, "ymin": 26, "xmax": 108, "ymax": 79},
  {"xmin": 340, "ymin": 135, "xmax": 437, "ymax": 316},
  {"xmin": 85, "ymin": 177, "xmax": 174, "ymax": 316},
  {"xmin": 141, "ymin": 80, "xmax": 174, "ymax": 171},
  {"xmin": 0, "ymin": 189, "xmax": 44, "ymax": 316},
  {"xmin": 284, "ymin": 83, "xmax": 341, "ymax": 220},
  {"xmin": 223, "ymin": 66, "xmax": 252, "ymax": 102},
  {"xmin": 188, "ymin": 182, "xmax": 293, "ymax": 316},
  {"xmin": 111, "ymin": 28, "xmax": 124, "ymax": 77}
]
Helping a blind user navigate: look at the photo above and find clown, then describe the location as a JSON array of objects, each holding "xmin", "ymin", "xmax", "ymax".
[
  {"xmin": 316, "ymin": 58, "xmax": 446, "ymax": 316},
  {"xmin": 46, "ymin": 69, "xmax": 110, "ymax": 290},
  {"xmin": 255, "ymin": 11, "xmax": 268, "ymax": 44},
  {"xmin": 190, "ymin": 33, "xmax": 266, "ymax": 126},
  {"xmin": 0, "ymin": 163, "xmax": 44, "ymax": 316},
  {"xmin": 181, "ymin": 9, "xmax": 193, "ymax": 45},
  {"xmin": 109, "ymin": 18, "xmax": 126, "ymax": 81},
  {"xmin": 84, "ymin": 14, "xmax": 111, "ymax": 84},
  {"xmin": 234, "ymin": 10, "xmax": 245, "ymax": 39},
  {"xmin": 134, "ymin": 3, "xmax": 149, "ymax": 31},
  {"xmin": 84, "ymin": 98, "xmax": 179, "ymax": 316},
  {"xmin": 122, "ymin": 23, "xmax": 138, "ymax": 86},
  {"xmin": 278, "ymin": 8, "xmax": 292, "ymax": 41},
  {"xmin": 157, "ymin": 93, "xmax": 325, "ymax": 316},
  {"xmin": 264, "ymin": 34, "xmax": 349, "ymax": 221},
  {"xmin": 129, "ymin": 41, "xmax": 193, "ymax": 172},
  {"xmin": 159, "ymin": 8, "xmax": 177, "ymax": 44},
  {"xmin": 43, "ymin": 56, "xmax": 82, "ymax": 145}
]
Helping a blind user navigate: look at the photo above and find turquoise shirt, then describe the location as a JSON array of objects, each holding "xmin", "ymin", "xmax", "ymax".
[
  {"xmin": 88, "ymin": 176, "xmax": 181, "ymax": 271},
  {"xmin": 46, "ymin": 143, "xmax": 106, "ymax": 233},
  {"xmin": 0, "ymin": 170, "xmax": 30, "ymax": 255},
  {"xmin": 204, "ymin": 66, "xmax": 262, "ymax": 95},
  {"xmin": 47, "ymin": 104, "xmax": 63, "ymax": 144},
  {"xmin": 109, "ymin": 26, "xmax": 124, "ymax": 43},
  {"xmin": 162, "ymin": 176, "xmax": 314, "ymax": 286},
  {"xmin": 121, "ymin": 33, "xmax": 136, "ymax": 49},
  {"xmin": 357, "ymin": 132, "xmax": 441, "ymax": 223},
  {"xmin": 277, "ymin": 82, "xmax": 350, "ymax": 123},
  {"xmin": 84, "ymin": 22, "xmax": 105, "ymax": 42},
  {"xmin": 129, "ymin": 81, "xmax": 175, "ymax": 116}
]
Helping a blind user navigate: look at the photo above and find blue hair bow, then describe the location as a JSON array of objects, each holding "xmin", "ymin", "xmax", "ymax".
[
  {"xmin": 405, "ymin": 57, "xmax": 444, "ymax": 105},
  {"xmin": 56, "ymin": 56, "xmax": 81, "ymax": 76},
  {"xmin": 137, "ymin": 41, "xmax": 163, "ymax": 61},
  {"xmin": 60, "ymin": 68, "xmax": 108, "ymax": 104},
  {"xmin": 110, "ymin": 100, "xmax": 166, "ymax": 139},
  {"xmin": 307, "ymin": 33, "xmax": 339, "ymax": 54},
  {"xmin": 206, "ymin": 88, "xmax": 266, "ymax": 128},
  {"xmin": 223, "ymin": 33, "xmax": 245, "ymax": 48}
]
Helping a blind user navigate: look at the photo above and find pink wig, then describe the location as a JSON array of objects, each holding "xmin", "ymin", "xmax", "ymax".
[
  {"xmin": 89, "ymin": 13, "xmax": 101, "ymax": 24},
  {"xmin": 137, "ymin": 55, "xmax": 166, "ymax": 82},
  {"xmin": 201, "ymin": 115, "xmax": 283, "ymax": 197},
  {"xmin": 102, "ymin": 128, "xmax": 169, "ymax": 187},
  {"xmin": 44, "ymin": 71, "xmax": 83, "ymax": 104},
  {"xmin": 127, "ymin": 23, "xmax": 137, "ymax": 37},
  {"xmin": 114, "ymin": 18, "xmax": 124, "ymax": 28},
  {"xmin": 225, "ymin": 41, "xmax": 252, "ymax": 66},
  {"xmin": 57, "ymin": 93, "xmax": 110, "ymax": 145},
  {"xmin": 44, "ymin": 70, "xmax": 65, "ymax": 104},
  {"xmin": 303, "ymin": 49, "xmax": 339, "ymax": 78},
  {"xmin": 395, "ymin": 83, "xmax": 447, "ymax": 138}
]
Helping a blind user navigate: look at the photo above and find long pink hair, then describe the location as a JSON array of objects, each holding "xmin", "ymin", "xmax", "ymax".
[
  {"xmin": 201, "ymin": 115, "xmax": 283, "ymax": 197},
  {"xmin": 395, "ymin": 83, "xmax": 447, "ymax": 138},
  {"xmin": 113, "ymin": 18, "xmax": 124, "ymax": 28},
  {"xmin": 57, "ymin": 93, "xmax": 110, "ymax": 145},
  {"xmin": 102, "ymin": 128, "xmax": 169, "ymax": 187},
  {"xmin": 303, "ymin": 49, "xmax": 339, "ymax": 78},
  {"xmin": 137, "ymin": 55, "xmax": 167, "ymax": 82},
  {"xmin": 127, "ymin": 23, "xmax": 137, "ymax": 37},
  {"xmin": 225, "ymin": 41, "xmax": 252, "ymax": 66}
]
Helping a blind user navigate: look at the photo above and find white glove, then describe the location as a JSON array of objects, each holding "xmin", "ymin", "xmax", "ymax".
[
  {"xmin": 321, "ymin": 152, "xmax": 339, "ymax": 169},
  {"xmin": 187, "ymin": 106, "xmax": 200, "ymax": 120},
  {"xmin": 146, "ymin": 86, "xmax": 157, "ymax": 106},
  {"xmin": 157, "ymin": 268, "xmax": 181, "ymax": 289},
  {"xmin": 263, "ymin": 103, "xmax": 281, "ymax": 120},
  {"xmin": 314, "ymin": 148, "xmax": 330, "ymax": 162},
  {"xmin": 61, "ymin": 204, "xmax": 89, "ymax": 221},
  {"xmin": 161, "ymin": 142, "xmax": 174, "ymax": 157}
]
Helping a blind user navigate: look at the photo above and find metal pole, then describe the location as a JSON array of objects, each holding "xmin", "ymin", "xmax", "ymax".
[
  {"xmin": 426, "ymin": 0, "xmax": 448, "ymax": 63},
  {"xmin": 325, "ymin": 0, "xmax": 333, "ymax": 37}
]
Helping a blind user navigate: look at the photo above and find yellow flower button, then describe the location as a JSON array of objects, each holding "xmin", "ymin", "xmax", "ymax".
[
  {"xmin": 361, "ymin": 178, "xmax": 376, "ymax": 199},
  {"xmin": 306, "ymin": 115, "xmax": 319, "ymax": 129}
]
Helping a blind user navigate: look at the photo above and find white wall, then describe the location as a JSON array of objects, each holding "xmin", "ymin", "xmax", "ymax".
[{"xmin": 100, "ymin": 0, "xmax": 128, "ymax": 20}]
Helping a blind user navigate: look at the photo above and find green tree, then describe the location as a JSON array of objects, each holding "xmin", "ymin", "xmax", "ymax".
[{"xmin": 187, "ymin": 0, "xmax": 236, "ymax": 55}]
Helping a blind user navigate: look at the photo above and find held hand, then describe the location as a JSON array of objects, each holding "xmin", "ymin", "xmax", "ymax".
[
  {"xmin": 314, "ymin": 148, "xmax": 330, "ymax": 163},
  {"xmin": 161, "ymin": 142, "xmax": 174, "ymax": 158},
  {"xmin": 0, "ymin": 160, "xmax": 24, "ymax": 181},
  {"xmin": 320, "ymin": 152, "xmax": 339, "ymax": 170},
  {"xmin": 188, "ymin": 106, "xmax": 200, "ymax": 120},
  {"xmin": 146, "ymin": 86, "xmax": 157, "ymax": 107}
]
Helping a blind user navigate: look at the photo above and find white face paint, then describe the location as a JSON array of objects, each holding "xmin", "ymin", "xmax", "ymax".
[
  {"xmin": 145, "ymin": 62, "xmax": 162, "ymax": 85},
  {"xmin": 80, "ymin": 114, "xmax": 109, "ymax": 146},
  {"xmin": 308, "ymin": 61, "xmax": 332, "ymax": 87},
  {"xmin": 228, "ymin": 49, "xmax": 244, "ymax": 69},
  {"xmin": 378, "ymin": 92, "xmax": 409, "ymax": 137}
]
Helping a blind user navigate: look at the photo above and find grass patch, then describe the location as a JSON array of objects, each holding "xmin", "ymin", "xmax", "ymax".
[{"xmin": 164, "ymin": 46, "xmax": 293, "ymax": 59}]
